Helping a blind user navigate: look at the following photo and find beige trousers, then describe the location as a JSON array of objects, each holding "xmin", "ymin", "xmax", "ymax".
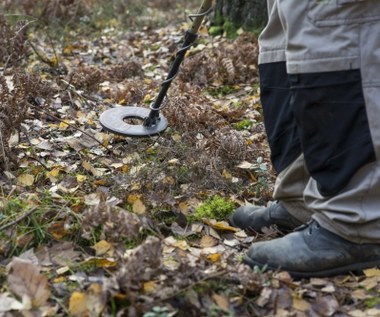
[{"xmin": 260, "ymin": 0, "xmax": 380, "ymax": 243}]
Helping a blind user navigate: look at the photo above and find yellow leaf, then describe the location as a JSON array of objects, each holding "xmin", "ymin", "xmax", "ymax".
[
  {"xmin": 143, "ymin": 94, "xmax": 152, "ymax": 103},
  {"xmin": 59, "ymin": 121, "xmax": 69, "ymax": 130},
  {"xmin": 76, "ymin": 174, "xmax": 87, "ymax": 183},
  {"xmin": 133, "ymin": 199, "xmax": 146, "ymax": 215},
  {"xmin": 17, "ymin": 174, "xmax": 35, "ymax": 186},
  {"xmin": 92, "ymin": 240, "xmax": 113, "ymax": 257},
  {"xmin": 143, "ymin": 281, "xmax": 157, "ymax": 294},
  {"xmin": 69, "ymin": 291, "xmax": 88, "ymax": 316},
  {"xmin": 364, "ymin": 267, "xmax": 380, "ymax": 277},
  {"xmin": 127, "ymin": 194, "xmax": 140, "ymax": 203},
  {"xmin": 53, "ymin": 276, "xmax": 66, "ymax": 283},
  {"xmin": 204, "ymin": 219, "xmax": 239, "ymax": 232},
  {"xmin": 81, "ymin": 258, "xmax": 117, "ymax": 269},
  {"xmin": 174, "ymin": 239, "xmax": 189, "ymax": 250},
  {"xmin": 46, "ymin": 168, "xmax": 61, "ymax": 182},
  {"xmin": 207, "ymin": 253, "xmax": 222, "ymax": 263}
]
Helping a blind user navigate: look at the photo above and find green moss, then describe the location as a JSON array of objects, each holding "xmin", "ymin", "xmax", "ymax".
[
  {"xmin": 209, "ymin": 26, "xmax": 224, "ymax": 37},
  {"xmin": 193, "ymin": 195, "xmax": 235, "ymax": 221},
  {"xmin": 364, "ymin": 296, "xmax": 380, "ymax": 308},
  {"xmin": 207, "ymin": 85, "xmax": 239, "ymax": 97},
  {"xmin": 233, "ymin": 119, "xmax": 254, "ymax": 131},
  {"xmin": 223, "ymin": 20, "xmax": 238, "ymax": 39}
]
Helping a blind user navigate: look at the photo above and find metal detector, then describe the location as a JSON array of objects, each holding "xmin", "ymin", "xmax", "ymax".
[{"xmin": 99, "ymin": 0, "xmax": 213, "ymax": 137}]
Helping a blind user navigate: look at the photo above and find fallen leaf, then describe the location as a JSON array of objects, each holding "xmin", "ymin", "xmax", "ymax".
[
  {"xmin": 293, "ymin": 297, "xmax": 311, "ymax": 311},
  {"xmin": 93, "ymin": 240, "xmax": 114, "ymax": 256},
  {"xmin": 311, "ymin": 295, "xmax": 339, "ymax": 317},
  {"xmin": 206, "ymin": 253, "xmax": 222, "ymax": 263},
  {"xmin": 48, "ymin": 221, "xmax": 68, "ymax": 239},
  {"xmin": 143, "ymin": 281, "xmax": 158, "ymax": 294},
  {"xmin": 0, "ymin": 293, "xmax": 24, "ymax": 312},
  {"xmin": 203, "ymin": 219, "xmax": 239, "ymax": 232},
  {"xmin": 7, "ymin": 257, "xmax": 51, "ymax": 307},
  {"xmin": 200, "ymin": 235, "xmax": 218, "ymax": 248},
  {"xmin": 69, "ymin": 291, "xmax": 87, "ymax": 316},
  {"xmin": 212, "ymin": 293, "xmax": 229, "ymax": 311},
  {"xmin": 17, "ymin": 174, "xmax": 35, "ymax": 186},
  {"xmin": 364, "ymin": 267, "xmax": 380, "ymax": 277},
  {"xmin": 46, "ymin": 167, "xmax": 61, "ymax": 183}
]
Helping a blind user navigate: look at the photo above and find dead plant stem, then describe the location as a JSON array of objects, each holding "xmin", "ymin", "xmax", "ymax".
[{"xmin": 0, "ymin": 207, "xmax": 38, "ymax": 231}]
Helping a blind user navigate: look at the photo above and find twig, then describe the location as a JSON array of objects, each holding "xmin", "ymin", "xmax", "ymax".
[
  {"xmin": 157, "ymin": 269, "xmax": 229, "ymax": 303},
  {"xmin": 0, "ymin": 207, "xmax": 38, "ymax": 231}
]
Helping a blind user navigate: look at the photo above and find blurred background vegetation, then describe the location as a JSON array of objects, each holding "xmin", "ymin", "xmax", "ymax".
[{"xmin": 0, "ymin": 0, "xmax": 267, "ymax": 37}]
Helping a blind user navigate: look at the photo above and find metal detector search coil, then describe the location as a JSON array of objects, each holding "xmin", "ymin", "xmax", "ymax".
[{"xmin": 99, "ymin": 0, "xmax": 213, "ymax": 137}]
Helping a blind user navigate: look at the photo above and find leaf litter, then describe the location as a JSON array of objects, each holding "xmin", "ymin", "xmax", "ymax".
[{"xmin": 0, "ymin": 1, "xmax": 379, "ymax": 316}]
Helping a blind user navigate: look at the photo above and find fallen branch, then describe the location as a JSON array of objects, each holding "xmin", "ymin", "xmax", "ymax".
[{"xmin": 0, "ymin": 207, "xmax": 38, "ymax": 231}]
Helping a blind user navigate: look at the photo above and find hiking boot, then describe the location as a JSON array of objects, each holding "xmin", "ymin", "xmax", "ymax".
[
  {"xmin": 243, "ymin": 220, "xmax": 380, "ymax": 278},
  {"xmin": 229, "ymin": 202, "xmax": 303, "ymax": 233}
]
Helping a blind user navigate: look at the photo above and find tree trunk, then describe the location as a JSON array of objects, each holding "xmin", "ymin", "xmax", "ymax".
[{"xmin": 213, "ymin": 0, "xmax": 267, "ymax": 33}]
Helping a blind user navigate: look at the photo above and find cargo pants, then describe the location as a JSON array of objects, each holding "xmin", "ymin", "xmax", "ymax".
[{"xmin": 260, "ymin": 0, "xmax": 380, "ymax": 243}]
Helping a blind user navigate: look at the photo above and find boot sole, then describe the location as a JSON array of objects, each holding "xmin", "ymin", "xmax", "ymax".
[{"xmin": 243, "ymin": 255, "xmax": 380, "ymax": 278}]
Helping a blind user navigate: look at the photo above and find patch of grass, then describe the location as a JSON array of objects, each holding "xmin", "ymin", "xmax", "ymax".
[{"xmin": 192, "ymin": 195, "xmax": 235, "ymax": 221}]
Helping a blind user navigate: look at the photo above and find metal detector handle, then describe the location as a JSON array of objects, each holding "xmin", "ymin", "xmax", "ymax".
[
  {"xmin": 190, "ymin": 0, "xmax": 214, "ymax": 33},
  {"xmin": 144, "ymin": 0, "xmax": 214, "ymax": 127}
]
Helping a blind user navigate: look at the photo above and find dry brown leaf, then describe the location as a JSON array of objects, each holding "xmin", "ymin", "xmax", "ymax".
[
  {"xmin": 86, "ymin": 283, "xmax": 107, "ymax": 317},
  {"xmin": 293, "ymin": 297, "xmax": 311, "ymax": 311},
  {"xmin": 48, "ymin": 221, "xmax": 68, "ymax": 239},
  {"xmin": 200, "ymin": 235, "xmax": 218, "ymax": 248},
  {"xmin": 143, "ymin": 281, "xmax": 158, "ymax": 294},
  {"xmin": 7, "ymin": 257, "xmax": 51, "ymax": 308},
  {"xmin": 311, "ymin": 295, "xmax": 339, "ymax": 317},
  {"xmin": 212, "ymin": 293, "xmax": 230, "ymax": 311}
]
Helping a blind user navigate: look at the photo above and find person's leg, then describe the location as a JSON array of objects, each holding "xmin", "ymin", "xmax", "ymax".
[
  {"xmin": 230, "ymin": 0, "xmax": 312, "ymax": 232},
  {"xmin": 244, "ymin": 0, "xmax": 380, "ymax": 277}
]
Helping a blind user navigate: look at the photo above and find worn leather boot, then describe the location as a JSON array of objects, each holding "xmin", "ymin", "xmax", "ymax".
[
  {"xmin": 243, "ymin": 220, "xmax": 380, "ymax": 278},
  {"xmin": 229, "ymin": 202, "xmax": 303, "ymax": 233}
]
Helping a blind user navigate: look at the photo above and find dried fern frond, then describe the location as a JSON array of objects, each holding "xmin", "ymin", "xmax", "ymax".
[
  {"xmin": 0, "ymin": 16, "xmax": 29, "ymax": 68},
  {"xmin": 179, "ymin": 32, "xmax": 259, "ymax": 86},
  {"xmin": 0, "ymin": 72, "xmax": 52, "ymax": 169},
  {"xmin": 109, "ymin": 236, "xmax": 162, "ymax": 300},
  {"xmin": 82, "ymin": 202, "xmax": 141, "ymax": 242}
]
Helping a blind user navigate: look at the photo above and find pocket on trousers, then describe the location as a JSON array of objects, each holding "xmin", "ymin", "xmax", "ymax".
[
  {"xmin": 290, "ymin": 69, "xmax": 376, "ymax": 197},
  {"xmin": 307, "ymin": 0, "xmax": 380, "ymax": 27}
]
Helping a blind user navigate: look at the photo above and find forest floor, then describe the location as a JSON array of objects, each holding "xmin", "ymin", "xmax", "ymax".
[{"xmin": 0, "ymin": 1, "xmax": 380, "ymax": 316}]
